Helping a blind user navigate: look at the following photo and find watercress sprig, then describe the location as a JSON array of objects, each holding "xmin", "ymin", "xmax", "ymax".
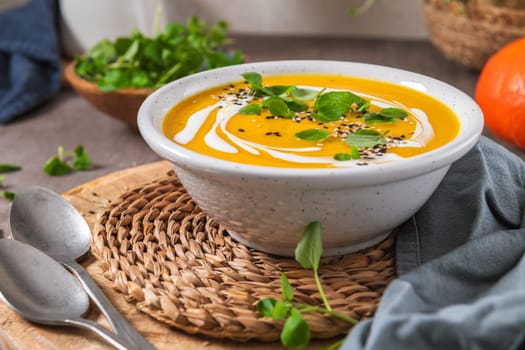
[
  {"xmin": 43, "ymin": 145, "xmax": 92, "ymax": 176},
  {"xmin": 241, "ymin": 72, "xmax": 310, "ymax": 118},
  {"xmin": 76, "ymin": 16, "xmax": 243, "ymax": 92},
  {"xmin": 256, "ymin": 221, "xmax": 358, "ymax": 349}
]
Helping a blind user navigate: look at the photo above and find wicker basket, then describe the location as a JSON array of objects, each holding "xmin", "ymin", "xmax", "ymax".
[{"xmin": 424, "ymin": 0, "xmax": 525, "ymax": 70}]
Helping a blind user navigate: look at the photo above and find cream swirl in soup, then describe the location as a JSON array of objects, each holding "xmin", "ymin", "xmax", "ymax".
[{"xmin": 163, "ymin": 73, "xmax": 459, "ymax": 168}]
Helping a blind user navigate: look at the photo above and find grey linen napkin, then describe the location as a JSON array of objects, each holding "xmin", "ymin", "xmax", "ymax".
[{"xmin": 343, "ymin": 136, "xmax": 525, "ymax": 350}]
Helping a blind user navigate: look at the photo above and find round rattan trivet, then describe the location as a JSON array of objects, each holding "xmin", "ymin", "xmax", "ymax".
[{"xmin": 91, "ymin": 171, "xmax": 396, "ymax": 342}]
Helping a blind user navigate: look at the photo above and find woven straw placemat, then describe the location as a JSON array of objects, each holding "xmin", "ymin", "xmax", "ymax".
[{"xmin": 91, "ymin": 171, "xmax": 396, "ymax": 342}]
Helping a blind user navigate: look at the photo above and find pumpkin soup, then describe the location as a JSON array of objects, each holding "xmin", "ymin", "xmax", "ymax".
[{"xmin": 163, "ymin": 73, "xmax": 459, "ymax": 168}]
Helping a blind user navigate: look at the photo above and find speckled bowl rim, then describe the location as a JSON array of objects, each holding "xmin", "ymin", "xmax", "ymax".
[{"xmin": 138, "ymin": 60, "xmax": 483, "ymax": 186}]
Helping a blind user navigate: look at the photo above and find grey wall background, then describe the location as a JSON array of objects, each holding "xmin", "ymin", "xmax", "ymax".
[{"xmin": 60, "ymin": 0, "xmax": 428, "ymax": 57}]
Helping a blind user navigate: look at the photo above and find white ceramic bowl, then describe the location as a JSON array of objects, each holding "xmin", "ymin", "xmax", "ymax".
[{"xmin": 138, "ymin": 60, "xmax": 483, "ymax": 256}]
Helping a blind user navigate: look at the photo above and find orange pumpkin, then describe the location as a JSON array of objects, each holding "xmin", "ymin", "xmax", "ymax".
[{"xmin": 475, "ymin": 37, "xmax": 525, "ymax": 149}]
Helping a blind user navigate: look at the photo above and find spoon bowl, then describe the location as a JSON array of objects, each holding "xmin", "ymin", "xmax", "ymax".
[
  {"xmin": 0, "ymin": 239, "xmax": 88, "ymax": 323},
  {"xmin": 9, "ymin": 185, "xmax": 90, "ymax": 262},
  {"xmin": 0, "ymin": 239, "xmax": 127, "ymax": 349}
]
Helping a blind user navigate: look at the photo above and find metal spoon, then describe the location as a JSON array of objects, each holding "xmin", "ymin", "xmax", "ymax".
[
  {"xmin": 9, "ymin": 186, "xmax": 155, "ymax": 350},
  {"xmin": 0, "ymin": 239, "xmax": 128, "ymax": 349}
]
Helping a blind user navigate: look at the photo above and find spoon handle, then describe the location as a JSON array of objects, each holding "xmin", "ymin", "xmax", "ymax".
[
  {"xmin": 65, "ymin": 317, "xmax": 130, "ymax": 350},
  {"xmin": 65, "ymin": 260, "xmax": 156, "ymax": 350}
]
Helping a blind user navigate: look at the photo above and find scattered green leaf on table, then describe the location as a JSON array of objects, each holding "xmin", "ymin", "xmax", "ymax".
[
  {"xmin": 73, "ymin": 146, "xmax": 92, "ymax": 170},
  {"xmin": 43, "ymin": 145, "xmax": 92, "ymax": 176},
  {"xmin": 0, "ymin": 164, "xmax": 21, "ymax": 173},
  {"xmin": 2, "ymin": 191, "xmax": 15, "ymax": 201},
  {"xmin": 43, "ymin": 156, "xmax": 73, "ymax": 176}
]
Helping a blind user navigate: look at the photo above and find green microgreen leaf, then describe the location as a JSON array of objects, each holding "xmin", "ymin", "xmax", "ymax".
[
  {"xmin": 363, "ymin": 112, "xmax": 395, "ymax": 124},
  {"xmin": 0, "ymin": 175, "xmax": 4, "ymax": 185},
  {"xmin": 295, "ymin": 221, "xmax": 322, "ymax": 271},
  {"xmin": 314, "ymin": 91, "xmax": 352, "ymax": 121},
  {"xmin": 2, "ymin": 191, "xmax": 15, "ymax": 201},
  {"xmin": 73, "ymin": 145, "xmax": 92, "ymax": 171},
  {"xmin": 43, "ymin": 157, "xmax": 73, "ymax": 176},
  {"xmin": 314, "ymin": 91, "xmax": 368, "ymax": 122},
  {"xmin": 265, "ymin": 85, "xmax": 294, "ymax": 96},
  {"xmin": 333, "ymin": 153, "xmax": 351, "ymax": 161},
  {"xmin": 364, "ymin": 108, "xmax": 408, "ymax": 124},
  {"xmin": 379, "ymin": 107, "xmax": 408, "ymax": 119},
  {"xmin": 281, "ymin": 273, "xmax": 294, "ymax": 302},
  {"xmin": 291, "ymin": 87, "xmax": 319, "ymax": 101},
  {"xmin": 239, "ymin": 104, "xmax": 262, "ymax": 115},
  {"xmin": 351, "ymin": 146, "xmax": 361, "ymax": 159},
  {"xmin": 265, "ymin": 97, "xmax": 294, "ymax": 118},
  {"xmin": 272, "ymin": 300, "xmax": 291, "ymax": 320},
  {"xmin": 285, "ymin": 99, "xmax": 309, "ymax": 113},
  {"xmin": 295, "ymin": 129, "xmax": 330, "ymax": 141},
  {"xmin": 345, "ymin": 129, "xmax": 387, "ymax": 149},
  {"xmin": 281, "ymin": 309, "xmax": 310, "ymax": 349},
  {"xmin": 241, "ymin": 72, "xmax": 262, "ymax": 88},
  {"xmin": 0, "ymin": 164, "xmax": 21, "ymax": 173},
  {"xmin": 357, "ymin": 100, "xmax": 371, "ymax": 112},
  {"xmin": 256, "ymin": 297, "xmax": 277, "ymax": 317}
]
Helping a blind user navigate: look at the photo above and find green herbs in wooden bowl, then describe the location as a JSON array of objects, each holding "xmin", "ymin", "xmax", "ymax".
[{"xmin": 65, "ymin": 16, "xmax": 243, "ymax": 128}]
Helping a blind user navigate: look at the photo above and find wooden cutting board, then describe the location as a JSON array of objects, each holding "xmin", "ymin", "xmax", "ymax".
[{"xmin": 0, "ymin": 161, "xmax": 331, "ymax": 350}]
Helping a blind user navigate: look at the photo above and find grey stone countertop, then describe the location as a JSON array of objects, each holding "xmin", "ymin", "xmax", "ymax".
[{"xmin": 1, "ymin": 35, "xmax": 524, "ymax": 235}]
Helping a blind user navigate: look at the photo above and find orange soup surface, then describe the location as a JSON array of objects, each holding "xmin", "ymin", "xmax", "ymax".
[{"xmin": 163, "ymin": 73, "xmax": 460, "ymax": 168}]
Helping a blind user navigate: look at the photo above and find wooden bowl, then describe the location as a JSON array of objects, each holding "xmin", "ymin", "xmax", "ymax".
[{"xmin": 64, "ymin": 62, "xmax": 154, "ymax": 128}]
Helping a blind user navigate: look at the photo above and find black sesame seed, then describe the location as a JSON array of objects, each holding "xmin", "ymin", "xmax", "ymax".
[{"xmin": 238, "ymin": 128, "xmax": 245, "ymax": 132}]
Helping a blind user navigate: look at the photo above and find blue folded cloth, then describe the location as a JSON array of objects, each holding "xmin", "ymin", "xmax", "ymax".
[
  {"xmin": 0, "ymin": 0, "xmax": 61, "ymax": 123},
  {"xmin": 343, "ymin": 136, "xmax": 525, "ymax": 349}
]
